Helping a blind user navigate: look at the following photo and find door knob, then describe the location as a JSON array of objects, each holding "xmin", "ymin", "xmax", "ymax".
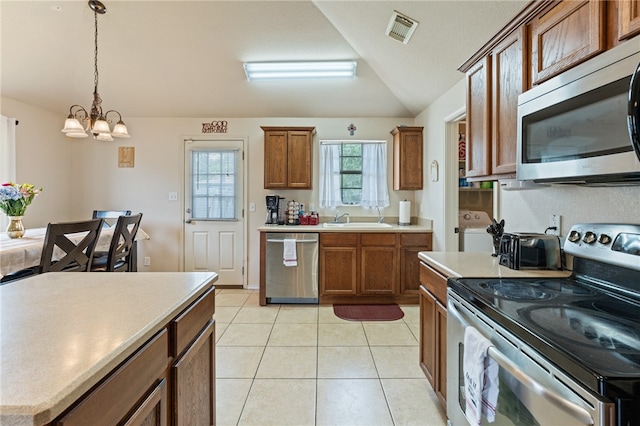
[{"xmin": 185, "ymin": 219, "xmax": 193, "ymax": 224}]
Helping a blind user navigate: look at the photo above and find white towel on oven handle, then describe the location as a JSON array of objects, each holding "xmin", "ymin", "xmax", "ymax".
[
  {"xmin": 463, "ymin": 326, "xmax": 499, "ymax": 425},
  {"xmin": 283, "ymin": 239, "xmax": 297, "ymax": 267}
]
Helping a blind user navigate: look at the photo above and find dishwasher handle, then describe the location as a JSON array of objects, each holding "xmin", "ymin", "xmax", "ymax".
[{"xmin": 266, "ymin": 238, "xmax": 318, "ymax": 244}]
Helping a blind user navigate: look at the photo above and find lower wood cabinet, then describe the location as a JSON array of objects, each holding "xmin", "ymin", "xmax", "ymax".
[
  {"xmin": 419, "ymin": 262, "xmax": 447, "ymax": 408},
  {"xmin": 319, "ymin": 232, "xmax": 432, "ymax": 304},
  {"xmin": 52, "ymin": 287, "xmax": 215, "ymax": 426}
]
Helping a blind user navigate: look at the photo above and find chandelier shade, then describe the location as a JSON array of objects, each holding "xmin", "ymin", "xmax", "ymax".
[{"xmin": 61, "ymin": 1, "xmax": 129, "ymax": 140}]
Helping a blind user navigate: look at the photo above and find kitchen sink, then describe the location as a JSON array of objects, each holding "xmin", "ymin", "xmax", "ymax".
[{"xmin": 323, "ymin": 222, "xmax": 393, "ymax": 228}]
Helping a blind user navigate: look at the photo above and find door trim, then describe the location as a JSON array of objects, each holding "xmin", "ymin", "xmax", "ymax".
[
  {"xmin": 180, "ymin": 135, "xmax": 248, "ymax": 288},
  {"xmin": 443, "ymin": 107, "xmax": 465, "ymax": 252}
]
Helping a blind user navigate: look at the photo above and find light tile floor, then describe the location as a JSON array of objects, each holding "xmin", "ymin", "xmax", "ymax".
[{"xmin": 214, "ymin": 288, "xmax": 448, "ymax": 426}]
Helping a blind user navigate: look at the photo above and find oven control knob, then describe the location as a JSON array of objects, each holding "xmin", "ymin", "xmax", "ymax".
[
  {"xmin": 598, "ymin": 234, "xmax": 612, "ymax": 245},
  {"xmin": 568, "ymin": 230, "xmax": 581, "ymax": 243},
  {"xmin": 583, "ymin": 232, "xmax": 597, "ymax": 244},
  {"xmin": 463, "ymin": 213, "xmax": 471, "ymax": 220}
]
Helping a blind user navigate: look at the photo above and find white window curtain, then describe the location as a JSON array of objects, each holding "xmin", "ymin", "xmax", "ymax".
[
  {"xmin": 319, "ymin": 141, "xmax": 390, "ymax": 208},
  {"xmin": 0, "ymin": 115, "xmax": 17, "ymax": 229},
  {"xmin": 319, "ymin": 144, "xmax": 341, "ymax": 208},
  {"xmin": 360, "ymin": 143, "xmax": 390, "ymax": 208}
]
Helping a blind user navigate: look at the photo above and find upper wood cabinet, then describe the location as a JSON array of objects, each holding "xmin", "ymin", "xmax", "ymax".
[
  {"xmin": 262, "ymin": 126, "xmax": 315, "ymax": 189},
  {"xmin": 618, "ymin": 0, "xmax": 640, "ymax": 40},
  {"xmin": 465, "ymin": 57, "xmax": 492, "ymax": 178},
  {"xmin": 530, "ymin": 0, "xmax": 606, "ymax": 85},
  {"xmin": 492, "ymin": 26, "xmax": 527, "ymax": 175},
  {"xmin": 391, "ymin": 126, "xmax": 423, "ymax": 190},
  {"xmin": 465, "ymin": 26, "xmax": 526, "ymax": 180}
]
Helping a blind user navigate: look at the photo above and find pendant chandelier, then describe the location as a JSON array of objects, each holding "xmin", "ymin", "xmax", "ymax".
[{"xmin": 61, "ymin": 0, "xmax": 129, "ymax": 141}]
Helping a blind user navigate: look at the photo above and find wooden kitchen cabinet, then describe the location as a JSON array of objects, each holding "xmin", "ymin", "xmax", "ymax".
[
  {"xmin": 491, "ymin": 26, "xmax": 527, "ymax": 175},
  {"xmin": 419, "ymin": 262, "xmax": 447, "ymax": 408},
  {"xmin": 319, "ymin": 231, "xmax": 432, "ymax": 304},
  {"xmin": 465, "ymin": 57, "xmax": 492, "ymax": 178},
  {"xmin": 464, "ymin": 26, "xmax": 526, "ymax": 180},
  {"xmin": 53, "ymin": 330, "xmax": 170, "ymax": 426},
  {"xmin": 618, "ymin": 0, "xmax": 640, "ymax": 40},
  {"xmin": 400, "ymin": 233, "xmax": 433, "ymax": 296},
  {"xmin": 391, "ymin": 126, "xmax": 423, "ymax": 190},
  {"xmin": 529, "ymin": 0, "xmax": 606, "ymax": 85},
  {"xmin": 360, "ymin": 233, "xmax": 398, "ymax": 295},
  {"xmin": 52, "ymin": 287, "xmax": 215, "ymax": 426},
  {"xmin": 320, "ymin": 233, "xmax": 358, "ymax": 296},
  {"xmin": 262, "ymin": 126, "xmax": 315, "ymax": 189},
  {"xmin": 170, "ymin": 287, "xmax": 216, "ymax": 425}
]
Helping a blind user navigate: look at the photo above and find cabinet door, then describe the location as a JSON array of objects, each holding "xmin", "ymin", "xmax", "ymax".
[
  {"xmin": 419, "ymin": 285, "xmax": 436, "ymax": 387},
  {"xmin": 263, "ymin": 130, "xmax": 288, "ymax": 189},
  {"xmin": 530, "ymin": 0, "xmax": 605, "ymax": 85},
  {"xmin": 360, "ymin": 233, "xmax": 397, "ymax": 295},
  {"xmin": 172, "ymin": 320, "xmax": 215, "ymax": 426},
  {"xmin": 122, "ymin": 379, "xmax": 167, "ymax": 426},
  {"xmin": 392, "ymin": 127, "xmax": 423, "ymax": 190},
  {"xmin": 435, "ymin": 299, "xmax": 447, "ymax": 406},
  {"xmin": 618, "ymin": 0, "xmax": 640, "ymax": 40},
  {"xmin": 492, "ymin": 26, "xmax": 526, "ymax": 175},
  {"xmin": 320, "ymin": 233, "xmax": 358, "ymax": 295},
  {"xmin": 399, "ymin": 233, "xmax": 432, "ymax": 295},
  {"xmin": 465, "ymin": 57, "xmax": 491, "ymax": 178},
  {"xmin": 360, "ymin": 246, "xmax": 397, "ymax": 295},
  {"xmin": 287, "ymin": 130, "xmax": 312, "ymax": 189}
]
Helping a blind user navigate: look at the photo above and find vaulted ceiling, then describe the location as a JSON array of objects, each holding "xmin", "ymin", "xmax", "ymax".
[{"xmin": 1, "ymin": 1, "xmax": 528, "ymax": 119}]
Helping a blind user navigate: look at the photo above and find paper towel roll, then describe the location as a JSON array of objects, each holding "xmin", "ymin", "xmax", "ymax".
[{"xmin": 399, "ymin": 200, "xmax": 411, "ymax": 225}]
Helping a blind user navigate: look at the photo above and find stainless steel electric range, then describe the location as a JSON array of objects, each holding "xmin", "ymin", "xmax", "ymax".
[{"xmin": 447, "ymin": 223, "xmax": 640, "ymax": 426}]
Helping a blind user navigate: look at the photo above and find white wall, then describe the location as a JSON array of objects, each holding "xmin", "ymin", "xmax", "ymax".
[
  {"xmin": 415, "ymin": 82, "xmax": 640, "ymax": 249},
  {"xmin": 414, "ymin": 80, "xmax": 466, "ymax": 251},
  {"xmin": 2, "ymin": 100, "xmax": 416, "ymax": 287},
  {"xmin": 1, "ymin": 98, "xmax": 72, "ymax": 229}
]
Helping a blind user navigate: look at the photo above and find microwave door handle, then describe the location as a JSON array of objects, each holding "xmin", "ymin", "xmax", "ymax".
[
  {"xmin": 629, "ymin": 59, "xmax": 640, "ymax": 161},
  {"xmin": 447, "ymin": 299, "xmax": 594, "ymax": 426}
]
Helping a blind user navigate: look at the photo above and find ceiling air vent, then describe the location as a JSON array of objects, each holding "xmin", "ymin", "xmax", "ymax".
[{"xmin": 385, "ymin": 10, "xmax": 419, "ymax": 44}]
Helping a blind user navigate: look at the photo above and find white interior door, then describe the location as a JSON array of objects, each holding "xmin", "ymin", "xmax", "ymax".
[{"xmin": 184, "ymin": 138, "xmax": 245, "ymax": 286}]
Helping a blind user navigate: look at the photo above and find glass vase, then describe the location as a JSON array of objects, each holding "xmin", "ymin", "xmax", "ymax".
[{"xmin": 6, "ymin": 215, "xmax": 25, "ymax": 239}]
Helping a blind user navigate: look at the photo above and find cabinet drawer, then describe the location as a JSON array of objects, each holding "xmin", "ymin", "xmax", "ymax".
[
  {"xmin": 321, "ymin": 233, "xmax": 358, "ymax": 247},
  {"xmin": 361, "ymin": 233, "xmax": 396, "ymax": 246},
  {"xmin": 55, "ymin": 330, "xmax": 169, "ymax": 426},
  {"xmin": 400, "ymin": 233, "xmax": 432, "ymax": 248},
  {"xmin": 419, "ymin": 262, "xmax": 448, "ymax": 305},
  {"xmin": 171, "ymin": 287, "xmax": 215, "ymax": 357}
]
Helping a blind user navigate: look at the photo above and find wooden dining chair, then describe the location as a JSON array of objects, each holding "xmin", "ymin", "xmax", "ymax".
[
  {"xmin": 91, "ymin": 213, "xmax": 142, "ymax": 272},
  {"xmin": 92, "ymin": 210, "xmax": 132, "ymax": 227},
  {"xmin": 0, "ymin": 218, "xmax": 104, "ymax": 283}
]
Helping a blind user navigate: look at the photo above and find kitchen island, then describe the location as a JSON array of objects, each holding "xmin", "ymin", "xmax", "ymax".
[{"xmin": 0, "ymin": 271, "xmax": 217, "ymax": 426}]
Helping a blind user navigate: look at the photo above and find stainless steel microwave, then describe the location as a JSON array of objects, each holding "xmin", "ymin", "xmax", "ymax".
[{"xmin": 517, "ymin": 40, "xmax": 640, "ymax": 185}]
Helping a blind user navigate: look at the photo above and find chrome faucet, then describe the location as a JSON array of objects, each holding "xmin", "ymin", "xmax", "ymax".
[
  {"xmin": 375, "ymin": 206, "xmax": 384, "ymax": 223},
  {"xmin": 334, "ymin": 210, "xmax": 350, "ymax": 223}
]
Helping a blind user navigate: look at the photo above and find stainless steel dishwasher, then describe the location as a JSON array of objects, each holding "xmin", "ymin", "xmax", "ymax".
[{"xmin": 265, "ymin": 232, "xmax": 318, "ymax": 304}]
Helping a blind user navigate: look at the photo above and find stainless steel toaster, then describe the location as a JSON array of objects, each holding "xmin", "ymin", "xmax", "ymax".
[{"xmin": 498, "ymin": 233, "xmax": 562, "ymax": 270}]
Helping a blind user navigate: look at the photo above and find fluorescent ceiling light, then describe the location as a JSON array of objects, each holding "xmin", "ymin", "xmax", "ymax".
[{"xmin": 244, "ymin": 61, "xmax": 357, "ymax": 81}]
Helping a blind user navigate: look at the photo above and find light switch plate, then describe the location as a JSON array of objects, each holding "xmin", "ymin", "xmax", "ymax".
[{"xmin": 168, "ymin": 192, "xmax": 178, "ymax": 201}]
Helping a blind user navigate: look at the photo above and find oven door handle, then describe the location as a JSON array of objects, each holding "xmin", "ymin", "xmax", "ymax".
[{"xmin": 448, "ymin": 299, "xmax": 595, "ymax": 426}]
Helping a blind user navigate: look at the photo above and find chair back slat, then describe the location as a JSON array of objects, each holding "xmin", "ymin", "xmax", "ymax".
[
  {"xmin": 39, "ymin": 219, "xmax": 104, "ymax": 273},
  {"xmin": 92, "ymin": 210, "xmax": 132, "ymax": 227},
  {"xmin": 103, "ymin": 213, "xmax": 142, "ymax": 272}
]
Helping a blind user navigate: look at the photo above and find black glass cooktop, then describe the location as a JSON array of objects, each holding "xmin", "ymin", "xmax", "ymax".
[{"xmin": 449, "ymin": 277, "xmax": 640, "ymax": 379}]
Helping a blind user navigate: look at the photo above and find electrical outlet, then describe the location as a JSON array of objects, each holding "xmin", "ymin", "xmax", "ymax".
[
  {"xmin": 548, "ymin": 214, "xmax": 561, "ymax": 236},
  {"xmin": 143, "ymin": 256, "xmax": 151, "ymax": 266}
]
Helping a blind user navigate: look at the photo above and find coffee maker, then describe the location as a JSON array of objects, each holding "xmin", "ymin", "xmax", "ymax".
[{"xmin": 265, "ymin": 195, "xmax": 283, "ymax": 224}]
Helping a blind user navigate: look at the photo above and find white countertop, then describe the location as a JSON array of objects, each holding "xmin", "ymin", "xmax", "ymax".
[
  {"xmin": 418, "ymin": 251, "xmax": 572, "ymax": 279},
  {"xmin": 0, "ymin": 271, "xmax": 217, "ymax": 426},
  {"xmin": 257, "ymin": 223, "xmax": 432, "ymax": 233}
]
